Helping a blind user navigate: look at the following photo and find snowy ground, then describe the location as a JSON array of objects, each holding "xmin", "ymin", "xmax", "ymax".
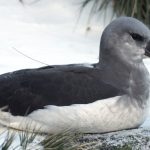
[{"xmin": 0, "ymin": 0, "xmax": 150, "ymax": 148}]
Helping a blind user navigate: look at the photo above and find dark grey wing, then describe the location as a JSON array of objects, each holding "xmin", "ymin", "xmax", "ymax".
[{"xmin": 0, "ymin": 65, "xmax": 122, "ymax": 116}]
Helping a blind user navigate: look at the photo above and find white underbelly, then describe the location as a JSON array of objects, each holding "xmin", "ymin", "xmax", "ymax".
[{"xmin": 0, "ymin": 95, "xmax": 148, "ymax": 133}]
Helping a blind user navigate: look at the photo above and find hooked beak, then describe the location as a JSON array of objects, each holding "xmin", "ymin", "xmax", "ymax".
[{"xmin": 145, "ymin": 41, "xmax": 150, "ymax": 57}]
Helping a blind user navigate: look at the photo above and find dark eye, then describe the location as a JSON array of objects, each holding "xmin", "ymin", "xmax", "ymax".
[{"xmin": 130, "ymin": 33, "xmax": 144, "ymax": 41}]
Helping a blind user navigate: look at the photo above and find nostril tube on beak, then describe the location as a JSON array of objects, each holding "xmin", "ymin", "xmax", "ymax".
[{"xmin": 145, "ymin": 41, "xmax": 150, "ymax": 57}]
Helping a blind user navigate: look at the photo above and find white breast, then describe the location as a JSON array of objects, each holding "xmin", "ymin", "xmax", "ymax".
[{"xmin": 0, "ymin": 95, "xmax": 148, "ymax": 133}]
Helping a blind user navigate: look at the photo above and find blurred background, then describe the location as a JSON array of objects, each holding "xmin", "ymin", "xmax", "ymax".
[{"xmin": 0, "ymin": 0, "xmax": 105, "ymax": 74}]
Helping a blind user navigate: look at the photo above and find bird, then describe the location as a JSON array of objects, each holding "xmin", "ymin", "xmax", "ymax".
[{"xmin": 0, "ymin": 17, "xmax": 150, "ymax": 133}]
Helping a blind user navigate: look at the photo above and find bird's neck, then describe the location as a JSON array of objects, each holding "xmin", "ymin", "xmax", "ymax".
[
  {"xmin": 128, "ymin": 62, "xmax": 150, "ymax": 107},
  {"xmin": 97, "ymin": 59, "xmax": 131, "ymax": 89},
  {"xmin": 97, "ymin": 60, "xmax": 150, "ymax": 106}
]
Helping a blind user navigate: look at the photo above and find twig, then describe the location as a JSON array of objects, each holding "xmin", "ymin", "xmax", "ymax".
[{"xmin": 12, "ymin": 47, "xmax": 49, "ymax": 66}]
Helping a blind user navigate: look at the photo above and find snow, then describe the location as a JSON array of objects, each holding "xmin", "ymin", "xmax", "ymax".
[
  {"xmin": 0, "ymin": 0, "xmax": 102, "ymax": 74},
  {"xmin": 0, "ymin": 0, "xmax": 150, "ymax": 147}
]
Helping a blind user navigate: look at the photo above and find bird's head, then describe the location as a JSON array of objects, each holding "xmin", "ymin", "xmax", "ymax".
[{"xmin": 100, "ymin": 17, "xmax": 150, "ymax": 67}]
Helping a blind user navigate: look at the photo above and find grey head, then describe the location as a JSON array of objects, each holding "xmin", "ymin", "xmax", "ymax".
[
  {"xmin": 99, "ymin": 17, "xmax": 150, "ymax": 68},
  {"xmin": 98, "ymin": 17, "xmax": 150, "ymax": 105}
]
